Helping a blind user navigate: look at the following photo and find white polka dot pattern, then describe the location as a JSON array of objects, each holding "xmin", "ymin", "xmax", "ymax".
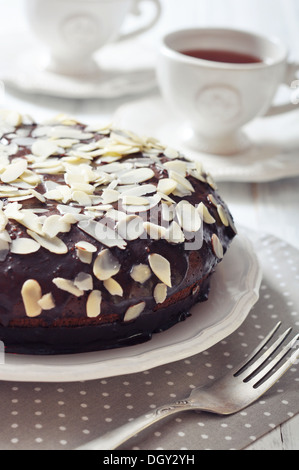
[{"xmin": 0, "ymin": 233, "xmax": 298, "ymax": 450}]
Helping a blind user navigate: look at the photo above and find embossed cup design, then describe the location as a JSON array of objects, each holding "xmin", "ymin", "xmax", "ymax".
[{"xmin": 25, "ymin": 0, "xmax": 161, "ymax": 76}]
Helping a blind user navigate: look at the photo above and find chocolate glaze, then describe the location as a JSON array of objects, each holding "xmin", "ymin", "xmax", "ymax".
[{"xmin": 0, "ymin": 120, "xmax": 236, "ymax": 355}]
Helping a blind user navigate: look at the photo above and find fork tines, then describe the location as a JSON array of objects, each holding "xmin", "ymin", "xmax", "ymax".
[{"xmin": 234, "ymin": 322, "xmax": 299, "ymax": 388}]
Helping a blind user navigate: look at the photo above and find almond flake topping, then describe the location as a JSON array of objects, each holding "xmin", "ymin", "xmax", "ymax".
[
  {"xmin": 31, "ymin": 139, "xmax": 60, "ymax": 159},
  {"xmin": 75, "ymin": 241, "xmax": 97, "ymax": 253},
  {"xmin": 164, "ymin": 221, "xmax": 185, "ymax": 244},
  {"xmin": 0, "ymin": 210, "xmax": 8, "ymax": 231},
  {"xmin": 118, "ymin": 168, "xmax": 154, "ymax": 185},
  {"xmin": 78, "ymin": 219, "xmax": 127, "ymax": 250},
  {"xmin": 130, "ymin": 264, "xmax": 152, "ymax": 284},
  {"xmin": 27, "ymin": 229, "xmax": 68, "ymax": 254},
  {"xmin": 176, "ymin": 200, "xmax": 201, "ymax": 233},
  {"xmin": 116, "ymin": 215, "xmax": 144, "ymax": 241},
  {"xmin": 148, "ymin": 253, "xmax": 172, "ymax": 288},
  {"xmin": 168, "ymin": 170, "xmax": 194, "ymax": 193},
  {"xmin": 0, "ymin": 113, "xmax": 234, "ymax": 325},
  {"xmin": 217, "ymin": 204, "xmax": 229, "ymax": 227},
  {"xmin": 21, "ymin": 279, "xmax": 42, "ymax": 318},
  {"xmin": 1, "ymin": 159, "xmax": 27, "ymax": 183},
  {"xmin": 74, "ymin": 272, "xmax": 93, "ymax": 291},
  {"xmin": 52, "ymin": 277, "xmax": 84, "ymax": 297},
  {"xmin": 157, "ymin": 178, "xmax": 177, "ymax": 195},
  {"xmin": 123, "ymin": 302, "xmax": 146, "ymax": 322},
  {"xmin": 208, "ymin": 194, "xmax": 218, "ymax": 207},
  {"xmin": 198, "ymin": 202, "xmax": 216, "ymax": 224},
  {"xmin": 37, "ymin": 293, "xmax": 55, "ymax": 310},
  {"xmin": 163, "ymin": 160, "xmax": 187, "ymax": 175},
  {"xmin": 120, "ymin": 184, "xmax": 156, "ymax": 198},
  {"xmin": 143, "ymin": 222, "xmax": 166, "ymax": 240},
  {"xmin": 153, "ymin": 283, "xmax": 167, "ymax": 304},
  {"xmin": 10, "ymin": 238, "xmax": 40, "ymax": 254},
  {"xmin": 93, "ymin": 249, "xmax": 120, "ymax": 281},
  {"xmin": 211, "ymin": 234, "xmax": 224, "ymax": 259},
  {"xmin": 86, "ymin": 290, "xmax": 102, "ymax": 318},
  {"xmin": 104, "ymin": 278, "xmax": 123, "ymax": 297},
  {"xmin": 77, "ymin": 249, "xmax": 93, "ymax": 265},
  {"xmin": 120, "ymin": 195, "xmax": 150, "ymax": 206}
]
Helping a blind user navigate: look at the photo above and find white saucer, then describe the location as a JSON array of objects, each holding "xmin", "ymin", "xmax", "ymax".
[
  {"xmin": 0, "ymin": 33, "xmax": 157, "ymax": 99},
  {"xmin": 114, "ymin": 96, "xmax": 299, "ymax": 182},
  {"xmin": 0, "ymin": 234, "xmax": 262, "ymax": 383}
]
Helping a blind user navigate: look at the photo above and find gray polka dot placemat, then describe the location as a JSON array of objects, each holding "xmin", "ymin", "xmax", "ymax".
[{"xmin": 0, "ymin": 233, "xmax": 298, "ymax": 450}]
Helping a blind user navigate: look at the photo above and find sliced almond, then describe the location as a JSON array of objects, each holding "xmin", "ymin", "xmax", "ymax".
[
  {"xmin": 0, "ymin": 210, "xmax": 8, "ymax": 231},
  {"xmin": 124, "ymin": 193, "xmax": 161, "ymax": 214},
  {"xmin": 101, "ymin": 188, "xmax": 119, "ymax": 204},
  {"xmin": 211, "ymin": 234, "xmax": 224, "ymax": 259},
  {"xmin": 77, "ymin": 249, "xmax": 93, "ymax": 265},
  {"xmin": 208, "ymin": 193, "xmax": 218, "ymax": 207},
  {"xmin": 3, "ymin": 110, "xmax": 22, "ymax": 127},
  {"xmin": 72, "ymin": 190, "xmax": 92, "ymax": 206},
  {"xmin": 197, "ymin": 202, "xmax": 216, "ymax": 224},
  {"xmin": 31, "ymin": 139, "xmax": 59, "ymax": 158},
  {"xmin": 38, "ymin": 293, "xmax": 55, "ymax": 310},
  {"xmin": 48, "ymin": 126, "xmax": 93, "ymax": 140},
  {"xmin": 120, "ymin": 184, "xmax": 156, "ymax": 197},
  {"xmin": 123, "ymin": 302, "xmax": 146, "ymax": 322},
  {"xmin": 143, "ymin": 222, "xmax": 166, "ymax": 240},
  {"xmin": 75, "ymin": 241, "xmax": 97, "ymax": 253},
  {"xmin": 52, "ymin": 277, "xmax": 84, "ymax": 297},
  {"xmin": 121, "ymin": 195, "xmax": 149, "ymax": 206},
  {"xmin": 27, "ymin": 230, "xmax": 68, "ymax": 254},
  {"xmin": 1, "ymin": 159, "xmax": 27, "ymax": 183},
  {"xmin": 153, "ymin": 283, "xmax": 167, "ymax": 304},
  {"xmin": 157, "ymin": 178, "xmax": 177, "ymax": 195},
  {"xmin": 104, "ymin": 278, "xmax": 123, "ymax": 297},
  {"xmin": 176, "ymin": 200, "xmax": 201, "ymax": 233},
  {"xmin": 164, "ymin": 221, "xmax": 185, "ymax": 244},
  {"xmin": 163, "ymin": 160, "xmax": 186, "ymax": 175},
  {"xmin": 21, "ymin": 279, "xmax": 42, "ymax": 318},
  {"xmin": 74, "ymin": 272, "xmax": 93, "ymax": 291},
  {"xmin": 78, "ymin": 219, "xmax": 127, "ymax": 250},
  {"xmin": 217, "ymin": 204, "xmax": 229, "ymax": 227},
  {"xmin": 86, "ymin": 290, "xmax": 102, "ymax": 318},
  {"xmin": 168, "ymin": 170, "xmax": 194, "ymax": 193},
  {"xmin": 164, "ymin": 147, "xmax": 179, "ymax": 159},
  {"xmin": 118, "ymin": 168, "xmax": 154, "ymax": 185},
  {"xmin": 148, "ymin": 253, "xmax": 172, "ymax": 288},
  {"xmin": 93, "ymin": 249, "xmax": 120, "ymax": 281},
  {"xmin": 130, "ymin": 264, "xmax": 152, "ymax": 284},
  {"xmin": 116, "ymin": 215, "xmax": 144, "ymax": 241},
  {"xmin": 161, "ymin": 203, "xmax": 175, "ymax": 222},
  {"xmin": 10, "ymin": 238, "xmax": 40, "ymax": 254},
  {"xmin": 42, "ymin": 215, "xmax": 64, "ymax": 238}
]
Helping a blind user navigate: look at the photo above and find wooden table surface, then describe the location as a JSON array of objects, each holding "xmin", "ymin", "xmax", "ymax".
[{"xmin": 0, "ymin": 0, "xmax": 298, "ymax": 450}]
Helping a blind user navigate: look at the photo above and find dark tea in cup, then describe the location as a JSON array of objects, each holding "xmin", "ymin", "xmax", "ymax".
[{"xmin": 180, "ymin": 48, "xmax": 262, "ymax": 64}]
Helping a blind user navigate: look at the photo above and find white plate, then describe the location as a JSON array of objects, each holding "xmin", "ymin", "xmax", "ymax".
[
  {"xmin": 114, "ymin": 96, "xmax": 299, "ymax": 182},
  {"xmin": 0, "ymin": 33, "xmax": 157, "ymax": 99},
  {"xmin": 0, "ymin": 234, "xmax": 262, "ymax": 383}
]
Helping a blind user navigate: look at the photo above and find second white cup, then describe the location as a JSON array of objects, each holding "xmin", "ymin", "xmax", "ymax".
[{"xmin": 25, "ymin": 0, "xmax": 161, "ymax": 76}]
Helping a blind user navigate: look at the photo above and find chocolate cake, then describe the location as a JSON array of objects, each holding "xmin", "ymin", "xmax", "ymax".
[{"xmin": 0, "ymin": 110, "xmax": 236, "ymax": 355}]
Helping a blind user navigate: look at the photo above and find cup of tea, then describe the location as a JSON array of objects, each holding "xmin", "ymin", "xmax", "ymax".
[
  {"xmin": 157, "ymin": 28, "xmax": 299, "ymax": 155},
  {"xmin": 25, "ymin": 0, "xmax": 162, "ymax": 76}
]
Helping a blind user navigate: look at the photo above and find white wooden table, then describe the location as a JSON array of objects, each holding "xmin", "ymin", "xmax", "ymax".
[{"xmin": 0, "ymin": 0, "xmax": 298, "ymax": 450}]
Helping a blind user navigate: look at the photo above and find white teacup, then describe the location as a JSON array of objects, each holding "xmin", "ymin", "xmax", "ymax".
[
  {"xmin": 157, "ymin": 28, "xmax": 299, "ymax": 155},
  {"xmin": 25, "ymin": 0, "xmax": 161, "ymax": 76}
]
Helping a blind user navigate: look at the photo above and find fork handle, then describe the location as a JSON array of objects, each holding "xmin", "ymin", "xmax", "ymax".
[{"xmin": 77, "ymin": 400, "xmax": 193, "ymax": 450}]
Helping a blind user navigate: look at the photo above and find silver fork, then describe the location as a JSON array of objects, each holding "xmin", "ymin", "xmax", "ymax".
[{"xmin": 77, "ymin": 322, "xmax": 299, "ymax": 450}]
